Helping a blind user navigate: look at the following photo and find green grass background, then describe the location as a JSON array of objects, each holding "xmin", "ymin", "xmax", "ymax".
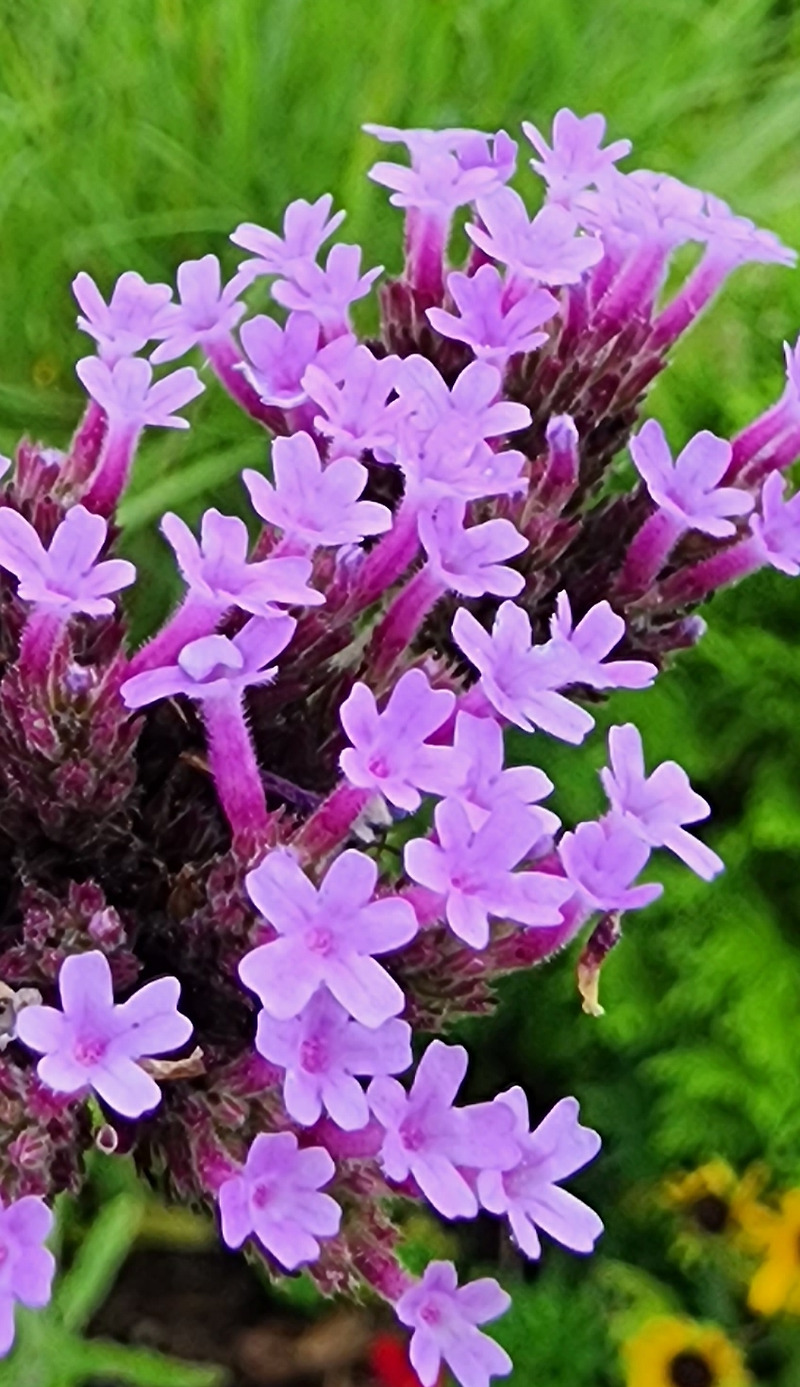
[{"xmin": 3, "ymin": 1, "xmax": 800, "ymax": 1382}]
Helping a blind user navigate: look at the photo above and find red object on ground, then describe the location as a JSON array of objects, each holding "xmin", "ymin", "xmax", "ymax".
[{"xmin": 368, "ymin": 1330, "xmax": 445, "ymax": 1387}]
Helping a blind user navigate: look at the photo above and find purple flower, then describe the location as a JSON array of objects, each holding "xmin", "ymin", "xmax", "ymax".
[
  {"xmin": 75, "ymin": 356, "xmax": 204, "ymax": 428},
  {"xmin": 239, "ymin": 848, "xmax": 418, "ymax": 1027},
  {"xmin": 395, "ymin": 356, "xmax": 530, "ymax": 452},
  {"xmin": 231, "ymin": 195, "xmax": 347, "ymax": 282},
  {"xmin": 452, "ymin": 603, "xmax": 595, "ymax": 744},
  {"xmin": 303, "ymin": 344, "xmax": 402, "ymax": 459},
  {"xmin": 255, "ymin": 989, "xmax": 412, "ymax": 1130},
  {"xmin": 366, "ymin": 127, "xmax": 516, "ymax": 215},
  {"xmin": 750, "ymin": 472, "xmax": 800, "ymax": 575},
  {"xmin": 426, "ymin": 266, "xmax": 558, "ymax": 368},
  {"xmin": 600, "ymin": 724, "xmax": 724, "ymax": 879},
  {"xmin": 558, "ymin": 817, "xmax": 663, "ymax": 914},
  {"xmin": 0, "ymin": 1195, "xmax": 55, "ymax": 1357},
  {"xmin": 271, "ymin": 244, "xmax": 383, "ymax": 333},
  {"xmin": 401, "ymin": 437, "xmax": 528, "ymax": 509},
  {"xmin": 217, "ymin": 1132, "xmax": 340, "ymax": 1270},
  {"xmin": 16, "ymin": 950, "xmax": 193, "ymax": 1119},
  {"xmin": 404, "ymin": 799, "xmax": 572, "ymax": 949},
  {"xmin": 395, "ymin": 1262, "xmax": 512, "ymax": 1387},
  {"xmin": 630, "ymin": 420, "xmax": 753, "ymax": 538},
  {"xmin": 0, "ymin": 504, "xmax": 135, "ymax": 615},
  {"xmin": 523, "ymin": 109, "xmax": 631, "ymax": 205},
  {"xmin": 544, "ymin": 592, "xmax": 657, "ymax": 690},
  {"xmin": 477, "ymin": 1090, "xmax": 603, "ymax": 1259},
  {"xmin": 150, "ymin": 255, "xmax": 247, "ymax": 363},
  {"xmin": 702, "ymin": 194, "xmax": 796, "ymax": 270},
  {"xmin": 72, "ymin": 270, "xmax": 174, "ymax": 364},
  {"xmin": 121, "ymin": 616, "xmax": 296, "ymax": 708},
  {"xmin": 160, "ymin": 507, "xmax": 323, "ymax": 612},
  {"xmin": 418, "ymin": 501, "xmax": 526, "ymax": 598},
  {"xmin": 467, "ymin": 190, "xmax": 603, "ymax": 285},
  {"xmin": 576, "ymin": 169, "xmax": 706, "ymax": 253},
  {"xmin": 451, "ymin": 712, "xmax": 560, "ymax": 835},
  {"xmin": 367, "ymin": 1040, "xmax": 520, "ymax": 1219},
  {"xmin": 239, "ymin": 311, "xmax": 355, "ymax": 409},
  {"xmin": 242, "ymin": 432, "xmax": 391, "ymax": 550},
  {"xmin": 339, "ymin": 669, "xmax": 466, "ymax": 811}
]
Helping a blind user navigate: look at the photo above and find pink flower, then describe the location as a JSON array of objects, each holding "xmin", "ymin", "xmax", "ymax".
[
  {"xmin": 339, "ymin": 669, "xmax": 466, "ymax": 812},
  {"xmin": 467, "ymin": 190, "xmax": 603, "ymax": 285},
  {"xmin": 523, "ymin": 109, "xmax": 631, "ymax": 205},
  {"xmin": 403, "ymin": 799, "xmax": 572, "ymax": 949},
  {"xmin": 0, "ymin": 505, "xmax": 135, "ymax": 616},
  {"xmin": 0, "ymin": 1196, "xmax": 55, "ymax": 1357},
  {"xmin": 218, "ymin": 1132, "xmax": 340, "ymax": 1270},
  {"xmin": 544, "ymin": 592, "xmax": 657, "ymax": 690},
  {"xmin": 16, "ymin": 951, "xmax": 193, "ymax": 1119},
  {"xmin": 243, "ymin": 432, "xmax": 391, "ymax": 550},
  {"xmin": 239, "ymin": 848, "xmax": 418, "ymax": 1027},
  {"xmin": 452, "ymin": 603, "xmax": 595, "ymax": 744},
  {"xmin": 239, "ymin": 311, "xmax": 356, "ymax": 409},
  {"xmin": 450, "ymin": 712, "xmax": 560, "ymax": 835},
  {"xmin": 477, "ymin": 1091, "xmax": 603, "ymax": 1259},
  {"xmin": 255, "ymin": 989, "xmax": 412, "ymax": 1130},
  {"xmin": 72, "ymin": 270, "xmax": 174, "ymax": 364},
  {"xmin": 150, "ymin": 254, "xmax": 247, "ymax": 363},
  {"xmin": 427, "ymin": 266, "xmax": 558, "ymax": 368},
  {"xmin": 418, "ymin": 501, "xmax": 526, "ymax": 598},
  {"xmin": 75, "ymin": 356, "xmax": 204, "ymax": 428},
  {"xmin": 558, "ymin": 817, "xmax": 663, "ymax": 914},
  {"xmin": 121, "ymin": 616, "xmax": 296, "ymax": 708},
  {"xmin": 600, "ymin": 724, "xmax": 724, "ymax": 879},
  {"xmin": 395, "ymin": 1262, "xmax": 512, "ymax": 1387},
  {"xmin": 630, "ymin": 420, "xmax": 753, "ymax": 538},
  {"xmin": 231, "ymin": 195, "xmax": 346, "ymax": 281},
  {"xmin": 160, "ymin": 506, "xmax": 323, "ymax": 612},
  {"xmin": 367, "ymin": 1041, "xmax": 519, "ymax": 1219}
]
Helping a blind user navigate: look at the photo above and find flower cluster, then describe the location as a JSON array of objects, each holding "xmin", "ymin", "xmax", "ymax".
[{"xmin": 0, "ymin": 105, "xmax": 796, "ymax": 1374}]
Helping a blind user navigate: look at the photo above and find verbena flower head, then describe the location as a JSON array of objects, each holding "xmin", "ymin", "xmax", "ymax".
[
  {"xmin": 16, "ymin": 951, "xmax": 192, "ymax": 1118},
  {"xmin": 0, "ymin": 1196, "xmax": 55, "ymax": 1356},
  {"xmin": 1, "ymin": 103, "xmax": 794, "ymax": 1378}
]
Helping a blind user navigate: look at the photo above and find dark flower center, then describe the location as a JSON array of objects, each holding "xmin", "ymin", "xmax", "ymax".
[
  {"xmin": 669, "ymin": 1350, "xmax": 715, "ymax": 1387},
  {"xmin": 691, "ymin": 1193, "xmax": 729, "ymax": 1234}
]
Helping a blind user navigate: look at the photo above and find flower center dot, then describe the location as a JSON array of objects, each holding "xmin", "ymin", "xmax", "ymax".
[
  {"xmin": 307, "ymin": 927, "xmax": 334, "ymax": 957},
  {"xmin": 690, "ymin": 1194, "xmax": 729, "ymax": 1234},
  {"xmin": 300, "ymin": 1038, "xmax": 327, "ymax": 1074},
  {"xmin": 668, "ymin": 1351, "xmax": 715, "ymax": 1387},
  {"xmin": 368, "ymin": 755, "xmax": 390, "ymax": 779},
  {"xmin": 420, "ymin": 1302, "xmax": 442, "ymax": 1327},
  {"xmin": 74, "ymin": 1036, "xmax": 108, "ymax": 1067},
  {"xmin": 400, "ymin": 1121, "xmax": 425, "ymax": 1152},
  {"xmin": 251, "ymin": 1182, "xmax": 272, "ymax": 1210}
]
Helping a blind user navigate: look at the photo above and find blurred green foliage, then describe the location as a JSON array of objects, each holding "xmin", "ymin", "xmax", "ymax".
[{"xmin": 2, "ymin": 0, "xmax": 800, "ymax": 1382}]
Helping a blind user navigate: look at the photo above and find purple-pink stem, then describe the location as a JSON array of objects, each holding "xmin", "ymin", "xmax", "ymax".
[
  {"xmin": 201, "ymin": 688, "xmax": 270, "ymax": 842},
  {"xmin": 615, "ymin": 508, "xmax": 686, "ymax": 598},
  {"xmin": 204, "ymin": 334, "xmax": 288, "ymax": 434},
  {"xmin": 18, "ymin": 610, "xmax": 67, "ymax": 685},
  {"xmin": 81, "ymin": 419, "xmax": 142, "ymax": 516},
  {"xmin": 595, "ymin": 242, "xmax": 667, "ymax": 331},
  {"xmin": 291, "ymin": 782, "xmax": 374, "ymax": 862},
  {"xmin": 369, "ymin": 566, "xmax": 443, "ymax": 680},
  {"xmin": 587, "ymin": 243, "xmax": 626, "ymax": 310},
  {"xmin": 350, "ymin": 495, "xmax": 421, "ymax": 609},
  {"xmin": 655, "ymin": 534, "xmax": 763, "ymax": 607},
  {"xmin": 738, "ymin": 431, "xmax": 800, "ymax": 488},
  {"xmin": 726, "ymin": 395, "xmax": 798, "ymax": 479},
  {"xmin": 62, "ymin": 400, "xmax": 108, "ymax": 490},
  {"xmin": 649, "ymin": 249, "xmax": 733, "ymax": 352},
  {"xmin": 404, "ymin": 208, "xmax": 449, "ymax": 301},
  {"xmin": 126, "ymin": 592, "xmax": 225, "ymax": 676}
]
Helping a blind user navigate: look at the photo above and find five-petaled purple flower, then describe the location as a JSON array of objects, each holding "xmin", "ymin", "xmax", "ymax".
[
  {"xmin": 368, "ymin": 1040, "xmax": 520, "ymax": 1219},
  {"xmin": 630, "ymin": 420, "xmax": 753, "ymax": 537},
  {"xmin": 0, "ymin": 1196, "xmax": 56, "ymax": 1358},
  {"xmin": 303, "ymin": 344, "xmax": 401, "ymax": 459},
  {"xmin": 16, "ymin": 951, "xmax": 193, "ymax": 1119},
  {"xmin": 477, "ymin": 1090, "xmax": 603, "ymax": 1259},
  {"xmin": 426, "ymin": 266, "xmax": 559, "ymax": 368},
  {"xmin": 523, "ymin": 109, "xmax": 631, "ymax": 205},
  {"xmin": 271, "ymin": 244, "xmax": 383, "ymax": 334},
  {"xmin": 0, "ymin": 505, "xmax": 135, "ymax": 615},
  {"xmin": 255, "ymin": 989, "xmax": 412, "ymax": 1130},
  {"xmin": 750, "ymin": 471, "xmax": 800, "ymax": 574},
  {"xmin": 72, "ymin": 270, "xmax": 174, "ymax": 363},
  {"xmin": 544, "ymin": 592, "xmax": 657, "ymax": 690},
  {"xmin": 451, "ymin": 712, "xmax": 560, "ymax": 835},
  {"xmin": 395, "ymin": 1262, "xmax": 512, "ymax": 1387},
  {"xmin": 467, "ymin": 190, "xmax": 603, "ymax": 286},
  {"xmin": 418, "ymin": 501, "xmax": 526, "ymax": 599},
  {"xmin": 217, "ymin": 1132, "xmax": 340, "ymax": 1270},
  {"xmin": 243, "ymin": 432, "xmax": 391, "ymax": 551},
  {"xmin": 76, "ymin": 356, "xmax": 204, "ymax": 428},
  {"xmin": 339, "ymin": 669, "xmax": 466, "ymax": 811},
  {"xmin": 239, "ymin": 848, "xmax": 418, "ymax": 1027},
  {"xmin": 239, "ymin": 311, "xmax": 355, "ymax": 409},
  {"xmin": 600, "ymin": 723, "xmax": 724, "ymax": 879},
  {"xmin": 161, "ymin": 506, "xmax": 322, "ymax": 612},
  {"xmin": 150, "ymin": 255, "xmax": 247, "ymax": 363},
  {"xmin": 558, "ymin": 817, "xmax": 663, "ymax": 914},
  {"xmin": 121, "ymin": 616, "xmax": 297, "ymax": 708},
  {"xmin": 231, "ymin": 195, "xmax": 347, "ymax": 282},
  {"xmin": 404, "ymin": 799, "xmax": 572, "ymax": 949}
]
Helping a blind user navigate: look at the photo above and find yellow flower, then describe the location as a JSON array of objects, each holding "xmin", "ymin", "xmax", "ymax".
[
  {"xmin": 623, "ymin": 1317, "xmax": 750, "ymax": 1387},
  {"xmin": 662, "ymin": 1161, "xmax": 766, "ymax": 1240},
  {"xmin": 746, "ymin": 1188, "xmax": 800, "ymax": 1316}
]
